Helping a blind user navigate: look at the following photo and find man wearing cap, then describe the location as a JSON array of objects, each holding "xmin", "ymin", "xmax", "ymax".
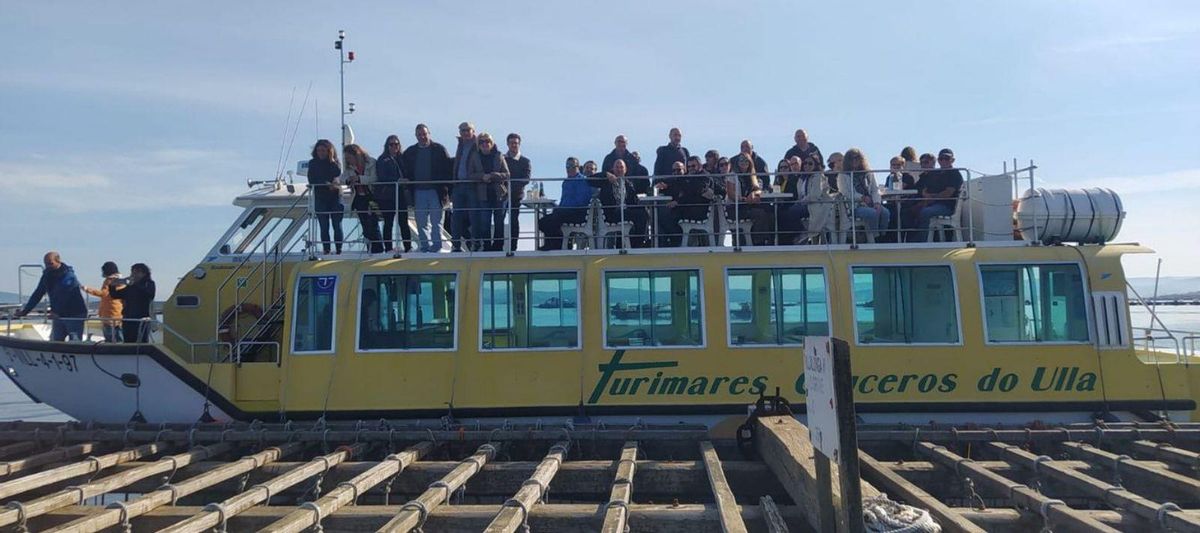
[
  {"xmin": 450, "ymin": 122, "xmax": 479, "ymax": 251},
  {"xmin": 537, "ymin": 157, "xmax": 595, "ymax": 250},
  {"xmin": 910, "ymin": 148, "xmax": 964, "ymax": 242}
]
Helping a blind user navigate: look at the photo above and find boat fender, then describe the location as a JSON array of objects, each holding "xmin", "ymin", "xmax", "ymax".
[
  {"xmin": 217, "ymin": 303, "xmax": 265, "ymax": 344},
  {"xmin": 120, "ymin": 373, "xmax": 140, "ymax": 388}
]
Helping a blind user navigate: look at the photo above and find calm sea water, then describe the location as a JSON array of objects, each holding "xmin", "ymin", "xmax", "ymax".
[{"xmin": 5, "ymin": 307, "xmax": 1200, "ymax": 423}]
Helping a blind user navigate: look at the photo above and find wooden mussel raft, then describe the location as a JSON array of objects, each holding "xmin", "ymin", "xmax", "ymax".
[{"xmin": 0, "ymin": 419, "xmax": 1196, "ymax": 532}]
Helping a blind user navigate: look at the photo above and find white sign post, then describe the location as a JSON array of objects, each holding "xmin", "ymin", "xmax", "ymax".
[{"xmin": 804, "ymin": 336, "xmax": 840, "ymax": 462}]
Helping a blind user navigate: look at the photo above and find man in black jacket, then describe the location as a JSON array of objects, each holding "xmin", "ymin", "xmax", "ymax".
[
  {"xmin": 653, "ymin": 127, "xmax": 690, "ymax": 178},
  {"xmin": 109, "ymin": 263, "xmax": 156, "ymax": 343},
  {"xmin": 589, "ymin": 159, "xmax": 648, "ymax": 248},
  {"xmin": 602, "ymin": 135, "xmax": 638, "ymax": 174},
  {"xmin": 402, "ymin": 124, "xmax": 452, "ymax": 252},
  {"xmin": 783, "ymin": 128, "xmax": 823, "ymax": 167},
  {"xmin": 501, "ymin": 133, "xmax": 531, "ymax": 252},
  {"xmin": 628, "ymin": 151, "xmax": 651, "ymax": 196}
]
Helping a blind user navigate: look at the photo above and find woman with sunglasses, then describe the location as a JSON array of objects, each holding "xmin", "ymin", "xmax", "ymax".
[
  {"xmin": 468, "ymin": 132, "xmax": 510, "ymax": 251},
  {"xmin": 376, "ymin": 135, "xmax": 413, "ymax": 253}
]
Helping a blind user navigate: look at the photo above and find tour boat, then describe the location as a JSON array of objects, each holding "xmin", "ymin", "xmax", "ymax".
[{"xmin": 3, "ymin": 164, "xmax": 1195, "ymax": 429}]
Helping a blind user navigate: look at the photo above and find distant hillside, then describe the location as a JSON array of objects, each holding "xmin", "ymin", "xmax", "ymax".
[{"xmin": 1127, "ymin": 277, "xmax": 1200, "ymax": 299}]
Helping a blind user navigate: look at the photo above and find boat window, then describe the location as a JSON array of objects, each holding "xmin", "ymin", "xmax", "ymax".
[
  {"xmin": 727, "ymin": 268, "xmax": 828, "ymax": 346},
  {"xmin": 852, "ymin": 266, "xmax": 959, "ymax": 344},
  {"xmin": 980, "ymin": 264, "xmax": 1090, "ymax": 343},
  {"xmin": 482, "ymin": 272, "xmax": 579, "ymax": 350},
  {"xmin": 292, "ymin": 275, "xmax": 337, "ymax": 353},
  {"xmin": 605, "ymin": 270, "xmax": 703, "ymax": 348},
  {"xmin": 359, "ymin": 273, "xmax": 456, "ymax": 351}
]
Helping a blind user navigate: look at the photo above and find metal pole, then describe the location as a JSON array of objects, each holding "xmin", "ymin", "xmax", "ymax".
[{"xmin": 337, "ymin": 30, "xmax": 346, "ymax": 151}]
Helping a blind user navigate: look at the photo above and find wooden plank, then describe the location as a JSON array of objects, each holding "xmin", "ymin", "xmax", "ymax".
[
  {"xmin": 759, "ymin": 496, "xmax": 789, "ymax": 533},
  {"xmin": 484, "ymin": 440, "xmax": 570, "ymax": 533},
  {"xmin": 35, "ymin": 503, "xmax": 809, "ymax": 532},
  {"xmin": 0, "ymin": 441, "xmax": 38, "ymax": 460},
  {"xmin": 1061, "ymin": 441, "xmax": 1200, "ymax": 500},
  {"xmin": 918, "ymin": 443, "xmax": 1118, "ymax": 533},
  {"xmin": 0, "ymin": 441, "xmax": 104, "ymax": 478},
  {"xmin": 259, "ymin": 441, "xmax": 432, "ymax": 533},
  {"xmin": 700, "ymin": 441, "xmax": 748, "ymax": 533},
  {"xmin": 919, "ymin": 443, "xmax": 1117, "ymax": 533},
  {"xmin": 1130, "ymin": 439, "xmax": 1200, "ymax": 470},
  {"xmin": 753, "ymin": 415, "xmax": 880, "ymax": 532},
  {"xmin": 0, "ymin": 441, "xmax": 168, "ymax": 501},
  {"xmin": 44, "ymin": 442, "xmax": 303, "ymax": 533},
  {"xmin": 858, "ymin": 451, "xmax": 985, "ymax": 533},
  {"xmin": 157, "ymin": 442, "xmax": 369, "ymax": 533},
  {"xmin": 0, "ymin": 442, "xmax": 235, "ymax": 529},
  {"xmin": 376, "ymin": 441, "xmax": 500, "ymax": 533},
  {"xmin": 986, "ymin": 442, "xmax": 1200, "ymax": 532},
  {"xmin": 600, "ymin": 441, "xmax": 637, "ymax": 533}
]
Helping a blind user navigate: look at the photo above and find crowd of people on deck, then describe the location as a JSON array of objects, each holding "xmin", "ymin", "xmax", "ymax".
[
  {"xmin": 12, "ymin": 252, "xmax": 156, "ymax": 342},
  {"xmin": 305, "ymin": 125, "xmax": 966, "ymax": 253}
]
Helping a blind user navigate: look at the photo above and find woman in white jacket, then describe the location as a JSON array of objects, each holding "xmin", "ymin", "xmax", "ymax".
[
  {"xmin": 837, "ymin": 148, "xmax": 891, "ymax": 240},
  {"xmin": 343, "ymin": 144, "xmax": 385, "ymax": 253}
]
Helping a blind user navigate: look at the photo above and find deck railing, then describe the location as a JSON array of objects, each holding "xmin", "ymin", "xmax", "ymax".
[{"xmin": 295, "ymin": 164, "xmax": 1040, "ymax": 256}]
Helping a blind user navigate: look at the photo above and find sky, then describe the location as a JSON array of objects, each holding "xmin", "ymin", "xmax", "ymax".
[{"xmin": 1, "ymin": 0, "xmax": 1198, "ymax": 295}]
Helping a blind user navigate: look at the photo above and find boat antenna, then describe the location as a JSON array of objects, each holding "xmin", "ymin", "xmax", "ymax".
[
  {"xmin": 335, "ymin": 30, "xmax": 356, "ymax": 150},
  {"xmin": 273, "ymin": 86, "xmax": 297, "ymax": 180},
  {"xmin": 1151, "ymin": 257, "xmax": 1163, "ymax": 329},
  {"xmin": 280, "ymin": 82, "xmax": 313, "ymax": 181}
]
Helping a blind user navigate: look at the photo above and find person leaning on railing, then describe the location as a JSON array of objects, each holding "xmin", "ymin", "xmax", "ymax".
[
  {"xmin": 537, "ymin": 157, "xmax": 594, "ymax": 251},
  {"xmin": 12, "ymin": 251, "xmax": 88, "ymax": 341},
  {"xmin": 402, "ymin": 124, "xmax": 452, "ymax": 253},
  {"xmin": 108, "ymin": 263, "xmax": 156, "ymax": 343},
  {"xmin": 375, "ymin": 135, "xmax": 413, "ymax": 253},
  {"xmin": 343, "ymin": 143, "xmax": 385, "ymax": 254},
  {"xmin": 81, "ymin": 261, "xmax": 125, "ymax": 342},
  {"xmin": 306, "ymin": 139, "xmax": 344, "ymax": 255}
]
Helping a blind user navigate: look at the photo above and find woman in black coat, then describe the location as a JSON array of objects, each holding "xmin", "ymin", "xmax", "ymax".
[
  {"xmin": 109, "ymin": 263, "xmax": 156, "ymax": 343},
  {"xmin": 376, "ymin": 135, "xmax": 413, "ymax": 253}
]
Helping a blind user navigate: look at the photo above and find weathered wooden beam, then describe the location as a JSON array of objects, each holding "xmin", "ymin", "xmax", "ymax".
[
  {"xmin": 158, "ymin": 443, "xmax": 369, "ymax": 533},
  {"xmin": 0, "ymin": 441, "xmax": 38, "ymax": 460},
  {"xmin": 1060, "ymin": 440, "xmax": 1200, "ymax": 501},
  {"xmin": 44, "ymin": 442, "xmax": 303, "ymax": 533},
  {"xmin": 986, "ymin": 442, "xmax": 1200, "ymax": 532},
  {"xmin": 0, "ymin": 442, "xmax": 105, "ymax": 478},
  {"xmin": 953, "ymin": 508, "xmax": 1173, "ymax": 533},
  {"xmin": 0, "ymin": 441, "xmax": 168, "ymax": 500},
  {"xmin": 752, "ymin": 415, "xmax": 879, "ymax": 533},
  {"xmin": 758, "ymin": 496, "xmax": 788, "ymax": 533},
  {"xmin": 376, "ymin": 441, "xmax": 500, "ymax": 533},
  {"xmin": 34, "ymin": 503, "xmax": 810, "ymax": 532},
  {"xmin": 0, "ymin": 427, "xmax": 709, "ymax": 444},
  {"xmin": 601, "ymin": 441, "xmax": 637, "ymax": 533},
  {"xmin": 700, "ymin": 441, "xmax": 748, "ymax": 533},
  {"xmin": 258, "ymin": 441, "xmax": 431, "ymax": 533},
  {"xmin": 917, "ymin": 443, "xmax": 1118, "ymax": 533},
  {"xmin": 1129, "ymin": 439, "xmax": 1200, "ymax": 470},
  {"xmin": 485, "ymin": 440, "xmax": 570, "ymax": 533},
  {"xmin": 0, "ymin": 442, "xmax": 235, "ymax": 529},
  {"xmin": 858, "ymin": 451, "xmax": 984, "ymax": 533}
]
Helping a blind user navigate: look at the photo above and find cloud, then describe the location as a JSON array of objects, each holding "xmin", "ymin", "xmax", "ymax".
[{"xmin": 0, "ymin": 149, "xmax": 254, "ymax": 214}]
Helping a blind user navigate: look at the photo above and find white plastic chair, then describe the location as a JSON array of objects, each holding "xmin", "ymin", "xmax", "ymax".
[
  {"xmin": 562, "ymin": 202, "xmax": 597, "ymax": 249},
  {"xmin": 678, "ymin": 217, "xmax": 714, "ymax": 246},
  {"xmin": 926, "ymin": 188, "xmax": 967, "ymax": 242},
  {"xmin": 600, "ymin": 219, "xmax": 633, "ymax": 249}
]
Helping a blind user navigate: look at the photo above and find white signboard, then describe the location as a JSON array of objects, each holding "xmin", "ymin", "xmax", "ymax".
[{"xmin": 804, "ymin": 336, "xmax": 840, "ymax": 461}]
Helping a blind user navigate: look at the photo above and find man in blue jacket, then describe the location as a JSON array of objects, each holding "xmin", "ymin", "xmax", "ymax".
[
  {"xmin": 13, "ymin": 251, "xmax": 89, "ymax": 341},
  {"xmin": 537, "ymin": 157, "xmax": 595, "ymax": 250}
]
